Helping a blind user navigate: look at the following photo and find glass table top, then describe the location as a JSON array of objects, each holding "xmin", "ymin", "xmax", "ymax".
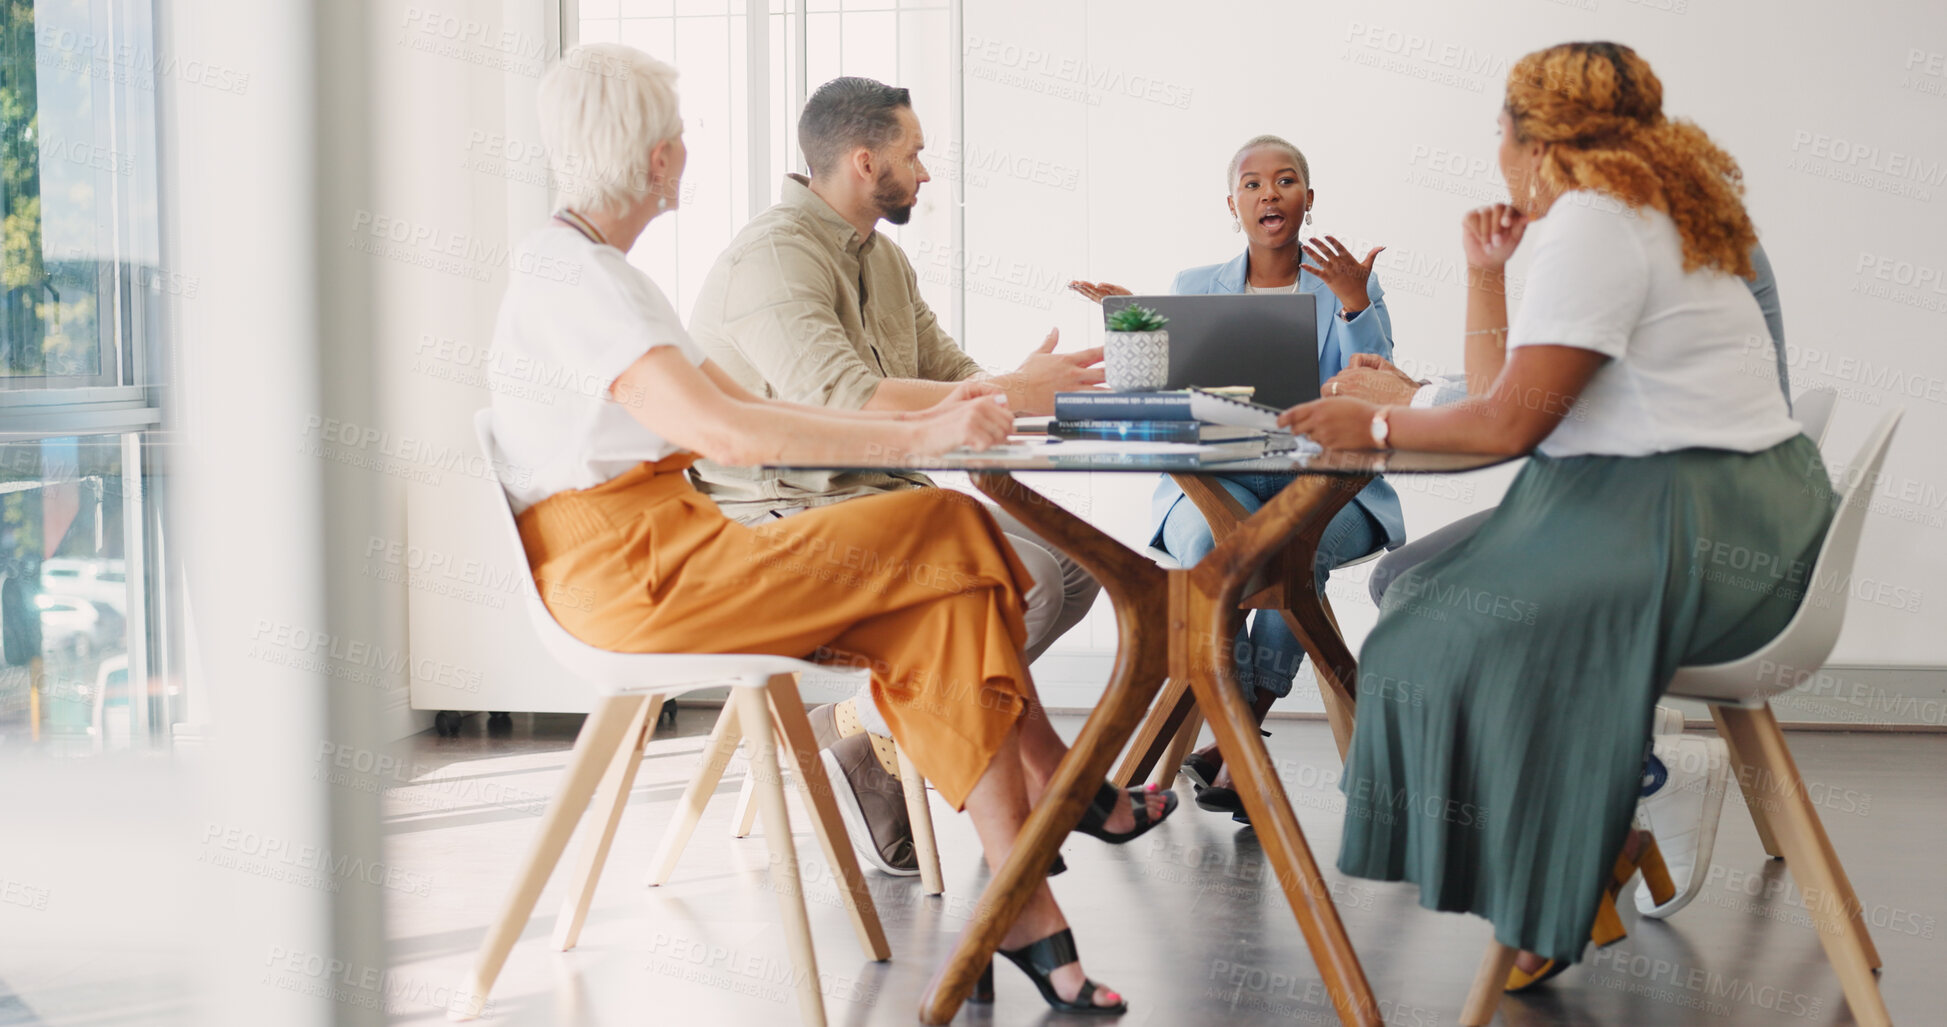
[{"xmin": 767, "ymin": 434, "xmax": 1516, "ymax": 475}]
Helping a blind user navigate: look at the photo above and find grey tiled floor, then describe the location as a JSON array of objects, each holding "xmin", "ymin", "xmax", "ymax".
[{"xmin": 380, "ymin": 708, "xmax": 1942, "ymax": 1026}]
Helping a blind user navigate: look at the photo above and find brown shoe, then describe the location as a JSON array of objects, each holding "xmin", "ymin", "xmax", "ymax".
[
  {"xmin": 820, "ymin": 733, "xmax": 918, "ymax": 876},
  {"xmin": 807, "ymin": 702, "xmax": 843, "ymax": 750}
]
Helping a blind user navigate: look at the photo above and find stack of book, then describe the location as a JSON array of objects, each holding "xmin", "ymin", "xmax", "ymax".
[{"xmin": 1049, "ymin": 388, "xmax": 1298, "ymax": 460}]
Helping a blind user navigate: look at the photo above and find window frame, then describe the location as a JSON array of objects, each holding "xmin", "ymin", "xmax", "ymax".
[
  {"xmin": 1, "ymin": 0, "xmax": 175, "ymax": 747},
  {"xmin": 558, "ymin": 0, "xmax": 968, "ymax": 338}
]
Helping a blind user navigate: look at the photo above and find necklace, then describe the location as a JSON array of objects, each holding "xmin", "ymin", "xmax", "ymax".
[{"xmin": 552, "ymin": 208, "xmax": 609, "ymax": 247}]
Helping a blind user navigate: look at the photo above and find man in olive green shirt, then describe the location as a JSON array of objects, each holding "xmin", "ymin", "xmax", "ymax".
[
  {"xmin": 688, "ymin": 78, "xmax": 1110, "ymax": 877},
  {"xmin": 688, "ymin": 171, "xmax": 992, "ymax": 517},
  {"xmin": 689, "ymin": 77, "xmax": 1102, "ymax": 665}
]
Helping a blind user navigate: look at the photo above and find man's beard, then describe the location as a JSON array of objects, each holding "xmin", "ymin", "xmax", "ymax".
[{"xmin": 873, "ymin": 169, "xmax": 915, "ymax": 225}]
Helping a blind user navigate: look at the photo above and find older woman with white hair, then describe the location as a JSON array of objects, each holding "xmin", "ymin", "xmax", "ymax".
[{"xmin": 488, "ymin": 43, "xmax": 1168, "ymax": 1015}]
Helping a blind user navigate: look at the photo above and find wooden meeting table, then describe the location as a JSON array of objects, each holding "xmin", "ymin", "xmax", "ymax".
[{"xmin": 772, "ymin": 439, "xmax": 1511, "ymax": 1025}]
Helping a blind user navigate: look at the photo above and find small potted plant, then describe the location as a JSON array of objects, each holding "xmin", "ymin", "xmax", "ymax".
[{"xmin": 1103, "ymin": 303, "xmax": 1170, "ymax": 392}]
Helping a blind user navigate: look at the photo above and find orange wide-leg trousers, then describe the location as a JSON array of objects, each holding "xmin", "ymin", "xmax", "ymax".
[{"xmin": 516, "ymin": 456, "xmax": 1036, "ymax": 809}]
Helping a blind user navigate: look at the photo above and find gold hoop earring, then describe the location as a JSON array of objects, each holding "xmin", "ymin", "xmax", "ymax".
[{"xmin": 1526, "ymin": 175, "xmax": 1538, "ymax": 208}]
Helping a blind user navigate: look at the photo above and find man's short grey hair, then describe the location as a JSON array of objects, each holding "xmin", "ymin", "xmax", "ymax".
[
  {"xmin": 799, "ymin": 77, "xmax": 912, "ymax": 178},
  {"xmin": 1227, "ymin": 134, "xmax": 1311, "ymax": 192},
  {"xmin": 537, "ymin": 43, "xmax": 682, "ymax": 215}
]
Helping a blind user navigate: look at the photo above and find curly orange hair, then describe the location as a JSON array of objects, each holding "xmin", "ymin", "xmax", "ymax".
[{"xmin": 1506, "ymin": 42, "xmax": 1756, "ymax": 278}]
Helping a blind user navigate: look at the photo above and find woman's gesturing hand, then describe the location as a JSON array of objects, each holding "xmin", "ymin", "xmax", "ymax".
[
  {"xmin": 1277, "ymin": 396, "xmax": 1380, "ymax": 450},
  {"xmin": 912, "ymin": 393, "xmax": 1013, "ymax": 455},
  {"xmin": 1324, "ymin": 352, "xmax": 1422, "ymax": 405},
  {"xmin": 1460, "ymin": 203, "xmax": 1528, "ymax": 272},
  {"xmin": 1067, "ymin": 280, "xmax": 1132, "ymax": 304},
  {"xmin": 1300, "ymin": 235, "xmax": 1385, "ymax": 313}
]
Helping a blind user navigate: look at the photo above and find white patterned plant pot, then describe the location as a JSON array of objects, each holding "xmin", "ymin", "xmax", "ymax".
[{"xmin": 1105, "ymin": 330, "xmax": 1170, "ymax": 392}]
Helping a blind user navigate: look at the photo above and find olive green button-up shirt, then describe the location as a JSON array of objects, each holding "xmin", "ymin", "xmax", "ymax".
[{"xmin": 688, "ymin": 174, "xmax": 985, "ymax": 523}]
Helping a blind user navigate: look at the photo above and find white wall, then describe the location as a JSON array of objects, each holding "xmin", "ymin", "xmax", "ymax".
[
  {"xmin": 380, "ymin": 0, "xmax": 587, "ymax": 725},
  {"xmin": 958, "ymin": 0, "xmax": 1947, "ymax": 702},
  {"xmin": 398, "ymin": 1, "xmax": 1945, "ymax": 725}
]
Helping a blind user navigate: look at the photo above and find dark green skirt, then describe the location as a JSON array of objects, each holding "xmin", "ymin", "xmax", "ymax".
[{"xmin": 1337, "ymin": 434, "xmax": 1834, "ymax": 962}]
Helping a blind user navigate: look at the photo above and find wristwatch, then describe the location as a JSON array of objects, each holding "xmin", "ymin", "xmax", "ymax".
[{"xmin": 1370, "ymin": 406, "xmax": 1393, "ymax": 449}]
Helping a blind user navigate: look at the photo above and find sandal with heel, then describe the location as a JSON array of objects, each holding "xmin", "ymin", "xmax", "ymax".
[
  {"xmin": 1181, "ymin": 752, "xmax": 1220, "ymax": 791},
  {"xmin": 1506, "ymin": 835, "xmax": 1663, "ymax": 991},
  {"xmin": 968, "ymin": 927, "xmax": 1127, "ymax": 1014},
  {"xmin": 1075, "ymin": 782, "xmax": 1177, "ymax": 844}
]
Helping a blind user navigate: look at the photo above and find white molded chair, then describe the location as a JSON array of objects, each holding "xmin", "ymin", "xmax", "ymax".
[
  {"xmin": 451, "ymin": 411, "xmax": 919, "ymax": 1024},
  {"xmin": 1462, "ymin": 405, "xmax": 1903, "ymax": 1027},
  {"xmin": 1795, "ymin": 384, "xmax": 1839, "ymax": 447}
]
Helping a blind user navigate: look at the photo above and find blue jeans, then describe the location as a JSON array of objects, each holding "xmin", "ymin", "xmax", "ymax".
[{"xmin": 1155, "ymin": 473, "xmax": 1384, "ymax": 704}]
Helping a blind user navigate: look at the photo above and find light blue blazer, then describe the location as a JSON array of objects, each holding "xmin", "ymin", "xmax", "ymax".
[{"xmin": 1149, "ymin": 250, "xmax": 1408, "ymax": 550}]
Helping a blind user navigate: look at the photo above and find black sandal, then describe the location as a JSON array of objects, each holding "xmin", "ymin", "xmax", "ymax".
[
  {"xmin": 1075, "ymin": 782, "xmax": 1177, "ymax": 845},
  {"xmin": 970, "ymin": 927, "xmax": 1126, "ymax": 1014},
  {"xmin": 1194, "ymin": 786, "xmax": 1251, "ymax": 825},
  {"xmin": 1181, "ymin": 752, "xmax": 1220, "ymax": 790}
]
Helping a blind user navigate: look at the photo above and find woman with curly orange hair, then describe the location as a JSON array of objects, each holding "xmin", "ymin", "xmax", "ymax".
[{"xmin": 1282, "ymin": 42, "xmax": 1833, "ymax": 991}]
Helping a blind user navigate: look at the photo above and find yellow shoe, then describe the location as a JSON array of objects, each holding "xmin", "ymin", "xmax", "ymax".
[
  {"xmin": 1506, "ymin": 957, "xmax": 1571, "ymax": 992},
  {"xmin": 1506, "ymin": 836, "xmax": 1649, "ymax": 991}
]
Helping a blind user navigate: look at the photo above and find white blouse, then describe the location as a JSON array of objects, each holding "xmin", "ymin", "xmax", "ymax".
[
  {"xmin": 1508, "ymin": 192, "xmax": 1800, "ymax": 459},
  {"xmin": 489, "ymin": 224, "xmax": 705, "ymax": 511}
]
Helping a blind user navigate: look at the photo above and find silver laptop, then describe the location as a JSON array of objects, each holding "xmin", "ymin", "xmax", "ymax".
[{"xmin": 1103, "ymin": 293, "xmax": 1319, "ymax": 408}]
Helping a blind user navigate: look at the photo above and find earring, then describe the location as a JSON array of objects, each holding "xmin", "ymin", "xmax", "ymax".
[
  {"xmin": 656, "ymin": 194, "xmax": 669, "ymax": 212},
  {"xmin": 1526, "ymin": 176, "xmax": 1538, "ymax": 207},
  {"xmin": 1231, "ymin": 215, "xmax": 1241, "ymax": 233},
  {"xmin": 1304, "ymin": 209, "xmax": 1313, "ymax": 225}
]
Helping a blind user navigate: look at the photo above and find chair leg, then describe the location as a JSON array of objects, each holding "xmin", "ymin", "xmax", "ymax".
[
  {"xmin": 1459, "ymin": 942, "xmax": 1518, "ymax": 1026},
  {"xmin": 449, "ymin": 696, "xmax": 639, "ymax": 1020},
  {"xmin": 732, "ymin": 766, "xmax": 760, "ymax": 838},
  {"xmin": 765, "ymin": 674, "xmax": 892, "ymax": 962},
  {"xmin": 553, "ymin": 695, "xmax": 660, "ymax": 952},
  {"xmin": 735, "ymin": 685, "xmax": 828, "ymax": 1026},
  {"xmin": 645, "ymin": 696, "xmax": 743, "ymax": 887},
  {"xmin": 1714, "ymin": 704, "xmax": 1889, "ymax": 1026},
  {"xmin": 1153, "ymin": 706, "xmax": 1203, "ymax": 790},
  {"xmin": 1710, "ymin": 705, "xmax": 1785, "ymax": 859},
  {"xmin": 897, "ymin": 746, "xmax": 945, "ymax": 896}
]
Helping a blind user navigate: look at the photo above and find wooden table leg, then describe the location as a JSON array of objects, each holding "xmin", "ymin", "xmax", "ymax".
[
  {"xmin": 1187, "ymin": 473, "xmax": 1384, "ymax": 1026},
  {"xmin": 917, "ymin": 473, "xmax": 1170, "ymax": 1025},
  {"xmin": 1111, "ymin": 675, "xmax": 1195, "ymax": 787},
  {"xmin": 1182, "ymin": 473, "xmax": 1366, "ymax": 763},
  {"xmin": 1116, "ymin": 603, "xmax": 1247, "ymax": 788},
  {"xmin": 1152, "ymin": 702, "xmax": 1205, "ymax": 789},
  {"xmin": 1265, "ymin": 478, "xmax": 1365, "ymax": 763},
  {"xmin": 1275, "ymin": 600, "xmax": 1359, "ymax": 763}
]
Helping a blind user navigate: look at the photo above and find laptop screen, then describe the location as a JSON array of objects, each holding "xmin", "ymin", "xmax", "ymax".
[{"xmin": 1103, "ymin": 293, "xmax": 1320, "ymax": 408}]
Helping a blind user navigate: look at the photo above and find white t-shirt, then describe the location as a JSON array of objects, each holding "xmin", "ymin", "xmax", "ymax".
[
  {"xmin": 489, "ymin": 223, "xmax": 706, "ymax": 511},
  {"xmin": 1508, "ymin": 191, "xmax": 1799, "ymax": 458}
]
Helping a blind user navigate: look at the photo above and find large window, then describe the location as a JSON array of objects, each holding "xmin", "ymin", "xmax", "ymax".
[
  {"xmin": 572, "ymin": 0, "xmax": 960, "ymax": 332},
  {"xmin": 1, "ymin": 0, "xmax": 171, "ymax": 751}
]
